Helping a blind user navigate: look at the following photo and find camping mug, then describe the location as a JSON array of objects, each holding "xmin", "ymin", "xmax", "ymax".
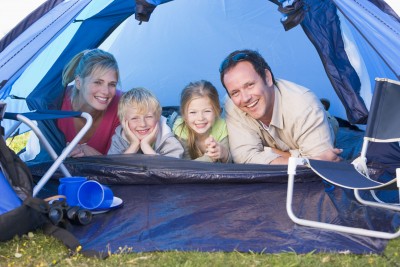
[
  {"xmin": 77, "ymin": 180, "xmax": 113, "ymax": 210},
  {"xmin": 58, "ymin": 177, "xmax": 87, "ymax": 206}
]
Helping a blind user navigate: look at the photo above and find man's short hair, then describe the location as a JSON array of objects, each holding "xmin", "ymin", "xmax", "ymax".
[{"xmin": 219, "ymin": 49, "xmax": 276, "ymax": 90}]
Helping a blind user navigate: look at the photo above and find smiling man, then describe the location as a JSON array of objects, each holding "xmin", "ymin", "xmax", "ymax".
[{"xmin": 219, "ymin": 49, "xmax": 341, "ymax": 165}]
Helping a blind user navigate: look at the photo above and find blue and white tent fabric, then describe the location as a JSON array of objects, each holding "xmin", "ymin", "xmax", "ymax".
[{"xmin": 0, "ymin": 0, "xmax": 398, "ymax": 128}]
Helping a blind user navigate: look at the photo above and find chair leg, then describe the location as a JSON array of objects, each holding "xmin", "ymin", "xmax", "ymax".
[
  {"xmin": 32, "ymin": 112, "xmax": 92, "ymax": 196},
  {"xmin": 286, "ymin": 157, "xmax": 400, "ymax": 239},
  {"xmin": 16, "ymin": 115, "xmax": 72, "ymax": 178},
  {"xmin": 355, "ymin": 189, "xmax": 400, "ymax": 212}
]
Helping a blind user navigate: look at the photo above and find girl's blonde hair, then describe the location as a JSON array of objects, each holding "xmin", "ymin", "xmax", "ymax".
[
  {"xmin": 118, "ymin": 87, "xmax": 162, "ymax": 122},
  {"xmin": 62, "ymin": 49, "xmax": 120, "ymax": 102},
  {"xmin": 178, "ymin": 80, "xmax": 221, "ymax": 159}
]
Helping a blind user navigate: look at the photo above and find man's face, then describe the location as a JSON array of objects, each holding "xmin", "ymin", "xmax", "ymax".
[{"xmin": 223, "ymin": 61, "xmax": 275, "ymax": 125}]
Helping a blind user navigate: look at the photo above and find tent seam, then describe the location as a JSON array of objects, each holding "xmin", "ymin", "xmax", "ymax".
[
  {"xmin": 352, "ymin": 0, "xmax": 399, "ymax": 36},
  {"xmin": 0, "ymin": 0, "xmax": 82, "ymax": 70}
]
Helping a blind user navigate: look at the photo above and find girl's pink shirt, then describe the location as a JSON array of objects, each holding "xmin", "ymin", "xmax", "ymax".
[{"xmin": 57, "ymin": 89, "xmax": 121, "ymax": 154}]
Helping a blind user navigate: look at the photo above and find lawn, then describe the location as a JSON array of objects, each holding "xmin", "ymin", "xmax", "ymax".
[
  {"xmin": 1, "ymin": 133, "xmax": 400, "ymax": 266},
  {"xmin": 1, "ymin": 232, "xmax": 400, "ymax": 266}
]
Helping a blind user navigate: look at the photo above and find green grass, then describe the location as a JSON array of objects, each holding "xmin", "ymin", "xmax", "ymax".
[
  {"xmin": 0, "ymin": 231, "xmax": 400, "ymax": 266},
  {"xmin": 2, "ymin": 133, "xmax": 400, "ymax": 266}
]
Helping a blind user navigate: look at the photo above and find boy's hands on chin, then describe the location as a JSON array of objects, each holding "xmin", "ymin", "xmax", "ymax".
[
  {"xmin": 140, "ymin": 123, "xmax": 159, "ymax": 154},
  {"xmin": 122, "ymin": 119, "xmax": 140, "ymax": 153}
]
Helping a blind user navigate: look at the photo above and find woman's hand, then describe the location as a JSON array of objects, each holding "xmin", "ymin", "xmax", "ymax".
[
  {"xmin": 68, "ymin": 143, "xmax": 101, "ymax": 157},
  {"xmin": 205, "ymin": 136, "xmax": 228, "ymax": 162},
  {"xmin": 68, "ymin": 143, "xmax": 85, "ymax": 158},
  {"xmin": 79, "ymin": 144, "xmax": 102, "ymax": 156}
]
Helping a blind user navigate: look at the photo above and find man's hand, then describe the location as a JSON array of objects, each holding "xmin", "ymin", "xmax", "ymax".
[
  {"xmin": 268, "ymin": 148, "xmax": 290, "ymax": 164},
  {"xmin": 312, "ymin": 148, "xmax": 343, "ymax": 162}
]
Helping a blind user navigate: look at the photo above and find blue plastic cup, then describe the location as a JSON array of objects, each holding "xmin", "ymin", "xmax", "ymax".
[
  {"xmin": 58, "ymin": 177, "xmax": 87, "ymax": 206},
  {"xmin": 77, "ymin": 181, "xmax": 113, "ymax": 210}
]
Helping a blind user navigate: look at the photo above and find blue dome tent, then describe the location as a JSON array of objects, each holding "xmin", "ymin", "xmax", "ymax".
[{"xmin": 0, "ymin": 0, "xmax": 400, "ymax": 255}]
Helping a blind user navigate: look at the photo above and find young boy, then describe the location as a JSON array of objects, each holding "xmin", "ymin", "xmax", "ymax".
[{"xmin": 108, "ymin": 87, "xmax": 184, "ymax": 158}]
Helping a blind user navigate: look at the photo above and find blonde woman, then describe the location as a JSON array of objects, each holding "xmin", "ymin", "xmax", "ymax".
[{"xmin": 57, "ymin": 49, "xmax": 122, "ymax": 157}]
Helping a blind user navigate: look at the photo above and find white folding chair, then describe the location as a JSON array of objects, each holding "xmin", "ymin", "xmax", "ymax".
[
  {"xmin": 286, "ymin": 78, "xmax": 400, "ymax": 239},
  {"xmin": 3, "ymin": 110, "xmax": 92, "ymax": 196}
]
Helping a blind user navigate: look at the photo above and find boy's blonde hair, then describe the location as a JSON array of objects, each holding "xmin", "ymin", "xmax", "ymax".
[{"xmin": 118, "ymin": 87, "xmax": 162, "ymax": 122}]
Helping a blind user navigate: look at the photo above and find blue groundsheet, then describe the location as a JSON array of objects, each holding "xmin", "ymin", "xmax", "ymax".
[{"xmin": 29, "ymin": 127, "xmax": 400, "ymax": 254}]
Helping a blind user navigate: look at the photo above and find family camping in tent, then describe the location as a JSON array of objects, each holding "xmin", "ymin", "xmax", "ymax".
[{"xmin": 1, "ymin": 0, "xmax": 400, "ymax": 255}]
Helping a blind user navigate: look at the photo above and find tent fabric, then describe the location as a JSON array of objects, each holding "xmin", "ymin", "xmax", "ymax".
[
  {"xmin": 0, "ymin": 0, "xmax": 398, "ymax": 127},
  {"xmin": 369, "ymin": 0, "xmax": 400, "ymax": 22},
  {"xmin": 72, "ymin": 183, "xmax": 395, "ymax": 254},
  {"xmin": 0, "ymin": 0, "xmax": 92, "ymax": 99},
  {"xmin": 28, "ymin": 127, "xmax": 398, "ymax": 255},
  {"xmin": 333, "ymin": 0, "xmax": 400, "ymax": 79},
  {"xmin": 0, "ymin": 0, "xmax": 64, "ymax": 53},
  {"xmin": 300, "ymin": 0, "xmax": 368, "ymax": 124},
  {"xmin": 30, "ymin": 153, "xmax": 316, "ymax": 185},
  {"xmin": 29, "ymin": 153, "xmax": 398, "ymax": 254}
]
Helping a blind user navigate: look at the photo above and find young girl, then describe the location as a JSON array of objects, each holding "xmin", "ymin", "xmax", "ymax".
[
  {"xmin": 173, "ymin": 80, "xmax": 232, "ymax": 163},
  {"xmin": 108, "ymin": 87, "xmax": 184, "ymax": 158}
]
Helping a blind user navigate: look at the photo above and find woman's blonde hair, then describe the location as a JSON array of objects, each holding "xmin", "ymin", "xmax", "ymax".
[
  {"xmin": 178, "ymin": 80, "xmax": 221, "ymax": 159},
  {"xmin": 62, "ymin": 49, "xmax": 120, "ymax": 102},
  {"xmin": 118, "ymin": 87, "xmax": 162, "ymax": 122}
]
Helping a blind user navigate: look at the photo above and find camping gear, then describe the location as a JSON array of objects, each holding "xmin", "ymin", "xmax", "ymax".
[
  {"xmin": 48, "ymin": 198, "xmax": 92, "ymax": 226},
  {"xmin": 0, "ymin": 117, "xmax": 104, "ymax": 258},
  {"xmin": 77, "ymin": 180, "xmax": 113, "ymax": 210},
  {"xmin": 286, "ymin": 78, "xmax": 400, "ymax": 239},
  {"xmin": 58, "ymin": 176, "xmax": 87, "ymax": 206},
  {"xmin": 3, "ymin": 110, "xmax": 93, "ymax": 196}
]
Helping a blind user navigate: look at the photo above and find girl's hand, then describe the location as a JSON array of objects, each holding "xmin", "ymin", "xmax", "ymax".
[{"xmin": 205, "ymin": 136, "xmax": 228, "ymax": 162}]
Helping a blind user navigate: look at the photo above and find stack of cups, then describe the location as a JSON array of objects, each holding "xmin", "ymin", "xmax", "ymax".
[{"xmin": 58, "ymin": 177, "xmax": 113, "ymax": 210}]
